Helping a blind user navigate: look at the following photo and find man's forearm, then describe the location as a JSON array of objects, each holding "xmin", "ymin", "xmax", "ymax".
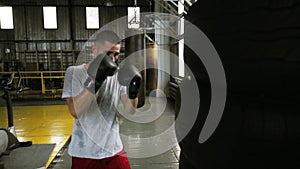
[
  {"xmin": 130, "ymin": 97, "xmax": 138, "ymax": 109},
  {"xmin": 71, "ymin": 88, "xmax": 94, "ymax": 118},
  {"xmin": 122, "ymin": 95, "xmax": 138, "ymax": 114}
]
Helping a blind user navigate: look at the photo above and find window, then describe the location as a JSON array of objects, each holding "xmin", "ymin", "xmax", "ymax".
[
  {"xmin": 86, "ymin": 7, "xmax": 99, "ymax": 29},
  {"xmin": 43, "ymin": 6, "xmax": 57, "ymax": 29},
  {"xmin": 128, "ymin": 7, "xmax": 140, "ymax": 29},
  {"xmin": 0, "ymin": 6, "xmax": 14, "ymax": 29},
  {"xmin": 178, "ymin": 0, "xmax": 185, "ymax": 77}
]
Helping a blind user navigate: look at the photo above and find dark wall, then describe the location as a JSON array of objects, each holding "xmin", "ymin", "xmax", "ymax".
[{"xmin": 178, "ymin": 0, "xmax": 300, "ymax": 168}]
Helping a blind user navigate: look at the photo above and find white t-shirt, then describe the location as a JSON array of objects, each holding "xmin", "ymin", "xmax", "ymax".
[{"xmin": 62, "ymin": 64, "xmax": 126, "ymax": 159}]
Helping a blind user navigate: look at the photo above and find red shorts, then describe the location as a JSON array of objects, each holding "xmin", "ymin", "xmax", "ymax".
[{"xmin": 71, "ymin": 148, "xmax": 131, "ymax": 169}]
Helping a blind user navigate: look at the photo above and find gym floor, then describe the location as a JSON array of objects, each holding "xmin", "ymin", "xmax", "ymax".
[{"xmin": 0, "ymin": 97, "xmax": 180, "ymax": 169}]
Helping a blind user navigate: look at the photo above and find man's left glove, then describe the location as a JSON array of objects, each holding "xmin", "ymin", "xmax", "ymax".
[{"xmin": 117, "ymin": 64, "xmax": 142, "ymax": 99}]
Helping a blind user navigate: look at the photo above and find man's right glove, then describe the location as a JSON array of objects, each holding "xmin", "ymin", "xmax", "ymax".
[
  {"xmin": 117, "ymin": 64, "xmax": 142, "ymax": 99},
  {"xmin": 84, "ymin": 53, "xmax": 117, "ymax": 93}
]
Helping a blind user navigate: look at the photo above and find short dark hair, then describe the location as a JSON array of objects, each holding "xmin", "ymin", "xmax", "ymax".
[{"xmin": 95, "ymin": 30, "xmax": 121, "ymax": 44}]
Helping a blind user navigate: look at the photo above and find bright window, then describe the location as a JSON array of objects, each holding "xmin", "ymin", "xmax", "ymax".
[
  {"xmin": 178, "ymin": 0, "xmax": 185, "ymax": 77},
  {"xmin": 86, "ymin": 7, "xmax": 99, "ymax": 29},
  {"xmin": 43, "ymin": 6, "xmax": 57, "ymax": 29},
  {"xmin": 0, "ymin": 6, "xmax": 14, "ymax": 29}
]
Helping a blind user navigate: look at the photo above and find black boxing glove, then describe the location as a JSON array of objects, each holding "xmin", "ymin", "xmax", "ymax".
[
  {"xmin": 118, "ymin": 64, "xmax": 142, "ymax": 99},
  {"xmin": 85, "ymin": 54, "xmax": 117, "ymax": 93}
]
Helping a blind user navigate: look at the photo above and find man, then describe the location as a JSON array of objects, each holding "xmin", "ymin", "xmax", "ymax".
[{"xmin": 62, "ymin": 30, "xmax": 141, "ymax": 169}]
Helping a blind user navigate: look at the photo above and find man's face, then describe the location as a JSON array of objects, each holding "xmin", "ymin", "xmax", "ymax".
[
  {"xmin": 93, "ymin": 41, "xmax": 121, "ymax": 63},
  {"xmin": 107, "ymin": 44, "xmax": 121, "ymax": 63}
]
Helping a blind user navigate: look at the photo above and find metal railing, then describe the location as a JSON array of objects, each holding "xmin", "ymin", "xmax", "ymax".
[{"xmin": 0, "ymin": 71, "xmax": 65, "ymax": 98}]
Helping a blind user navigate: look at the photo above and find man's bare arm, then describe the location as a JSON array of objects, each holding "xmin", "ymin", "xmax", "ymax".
[
  {"xmin": 121, "ymin": 94, "xmax": 138, "ymax": 115},
  {"xmin": 66, "ymin": 88, "xmax": 94, "ymax": 119}
]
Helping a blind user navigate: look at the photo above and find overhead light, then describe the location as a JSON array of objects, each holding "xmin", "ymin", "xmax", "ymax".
[
  {"xmin": 103, "ymin": 0, "xmax": 114, "ymax": 6},
  {"xmin": 134, "ymin": 0, "xmax": 137, "ymax": 7},
  {"xmin": 5, "ymin": 48, "xmax": 10, "ymax": 54}
]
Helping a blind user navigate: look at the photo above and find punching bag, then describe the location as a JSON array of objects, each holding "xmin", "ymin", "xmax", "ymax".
[
  {"xmin": 146, "ymin": 43, "xmax": 158, "ymax": 95},
  {"xmin": 125, "ymin": 29, "xmax": 146, "ymax": 108}
]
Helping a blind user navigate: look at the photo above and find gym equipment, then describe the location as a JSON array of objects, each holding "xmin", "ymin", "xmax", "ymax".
[
  {"xmin": 125, "ymin": 29, "xmax": 146, "ymax": 107},
  {"xmin": 176, "ymin": 1, "xmax": 300, "ymax": 169},
  {"xmin": 145, "ymin": 43, "xmax": 158, "ymax": 95},
  {"xmin": 0, "ymin": 72, "xmax": 32, "ymax": 157},
  {"xmin": 85, "ymin": 53, "xmax": 142, "ymax": 100}
]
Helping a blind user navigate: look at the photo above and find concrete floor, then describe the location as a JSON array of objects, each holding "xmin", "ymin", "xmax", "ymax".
[{"xmin": 0, "ymin": 96, "xmax": 180, "ymax": 169}]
